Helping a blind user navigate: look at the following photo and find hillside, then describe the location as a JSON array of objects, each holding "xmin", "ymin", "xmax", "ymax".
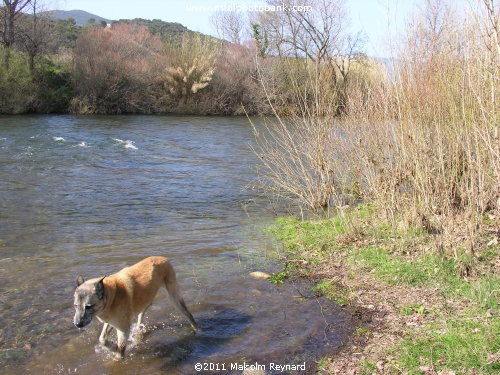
[
  {"xmin": 42, "ymin": 10, "xmax": 219, "ymax": 46},
  {"xmin": 43, "ymin": 9, "xmax": 111, "ymax": 26},
  {"xmin": 115, "ymin": 18, "xmax": 220, "ymax": 45}
]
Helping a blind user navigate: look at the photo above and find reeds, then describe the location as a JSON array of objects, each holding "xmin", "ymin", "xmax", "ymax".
[{"xmin": 254, "ymin": 0, "xmax": 499, "ymax": 261}]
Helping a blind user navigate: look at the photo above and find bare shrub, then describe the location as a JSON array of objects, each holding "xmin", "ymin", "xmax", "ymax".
[
  {"xmin": 253, "ymin": 115, "xmax": 337, "ymax": 211},
  {"xmin": 200, "ymin": 42, "xmax": 268, "ymax": 115},
  {"xmin": 254, "ymin": 0, "xmax": 498, "ymax": 260},
  {"xmin": 252, "ymin": 0, "xmax": 369, "ymax": 212},
  {"xmin": 382, "ymin": 0, "xmax": 499, "ymax": 254},
  {"xmin": 71, "ymin": 23, "xmax": 166, "ymax": 114},
  {"xmin": 343, "ymin": 0, "xmax": 498, "ymax": 257}
]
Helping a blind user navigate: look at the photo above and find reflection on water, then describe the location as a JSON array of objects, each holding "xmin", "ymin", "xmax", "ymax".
[{"xmin": 0, "ymin": 115, "xmax": 352, "ymax": 374}]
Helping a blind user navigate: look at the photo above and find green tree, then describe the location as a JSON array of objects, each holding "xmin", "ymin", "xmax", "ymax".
[{"xmin": 252, "ymin": 23, "xmax": 268, "ymax": 57}]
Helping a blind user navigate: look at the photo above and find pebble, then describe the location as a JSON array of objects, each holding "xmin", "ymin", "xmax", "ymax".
[
  {"xmin": 249, "ymin": 271, "xmax": 270, "ymax": 279},
  {"xmin": 487, "ymin": 237, "xmax": 498, "ymax": 246}
]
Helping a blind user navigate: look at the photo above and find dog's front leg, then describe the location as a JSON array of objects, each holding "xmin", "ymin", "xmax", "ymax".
[
  {"xmin": 115, "ymin": 328, "xmax": 129, "ymax": 359},
  {"xmin": 99, "ymin": 323, "xmax": 112, "ymax": 345}
]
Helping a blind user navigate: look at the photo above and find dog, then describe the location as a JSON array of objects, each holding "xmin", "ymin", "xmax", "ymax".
[{"xmin": 73, "ymin": 256, "xmax": 197, "ymax": 359}]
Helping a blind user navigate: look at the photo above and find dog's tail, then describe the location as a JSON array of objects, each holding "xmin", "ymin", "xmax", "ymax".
[{"xmin": 164, "ymin": 263, "xmax": 197, "ymax": 332}]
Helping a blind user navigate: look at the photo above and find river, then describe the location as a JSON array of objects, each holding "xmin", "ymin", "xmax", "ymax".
[{"xmin": 0, "ymin": 115, "xmax": 352, "ymax": 374}]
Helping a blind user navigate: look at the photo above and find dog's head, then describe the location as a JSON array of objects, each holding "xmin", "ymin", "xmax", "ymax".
[{"xmin": 73, "ymin": 276, "xmax": 106, "ymax": 328}]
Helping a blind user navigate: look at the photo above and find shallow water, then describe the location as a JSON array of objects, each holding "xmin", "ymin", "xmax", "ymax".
[{"xmin": 0, "ymin": 115, "xmax": 352, "ymax": 374}]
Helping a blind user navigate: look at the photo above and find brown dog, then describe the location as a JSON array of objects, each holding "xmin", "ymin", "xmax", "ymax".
[{"xmin": 73, "ymin": 256, "xmax": 197, "ymax": 359}]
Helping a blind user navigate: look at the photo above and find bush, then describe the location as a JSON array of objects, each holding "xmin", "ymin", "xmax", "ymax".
[
  {"xmin": 31, "ymin": 58, "xmax": 73, "ymax": 113},
  {"xmin": 0, "ymin": 47, "xmax": 34, "ymax": 113},
  {"xmin": 71, "ymin": 24, "xmax": 167, "ymax": 114},
  {"xmin": 199, "ymin": 43, "xmax": 267, "ymax": 115}
]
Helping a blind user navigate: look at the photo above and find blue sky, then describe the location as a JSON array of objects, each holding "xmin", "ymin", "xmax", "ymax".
[{"xmin": 54, "ymin": 1, "xmax": 463, "ymax": 57}]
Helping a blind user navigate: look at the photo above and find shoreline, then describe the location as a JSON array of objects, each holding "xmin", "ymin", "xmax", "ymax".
[{"xmin": 266, "ymin": 206, "xmax": 499, "ymax": 374}]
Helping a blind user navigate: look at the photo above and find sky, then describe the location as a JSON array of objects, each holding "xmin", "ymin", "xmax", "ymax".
[{"xmin": 52, "ymin": 0, "xmax": 466, "ymax": 57}]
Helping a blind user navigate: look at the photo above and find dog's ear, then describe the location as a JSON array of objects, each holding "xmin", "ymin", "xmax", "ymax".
[
  {"xmin": 76, "ymin": 275, "xmax": 85, "ymax": 286},
  {"xmin": 95, "ymin": 277, "xmax": 105, "ymax": 300}
]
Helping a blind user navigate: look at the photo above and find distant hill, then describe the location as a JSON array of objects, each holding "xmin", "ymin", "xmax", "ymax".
[
  {"xmin": 42, "ymin": 10, "xmax": 220, "ymax": 46},
  {"xmin": 114, "ymin": 18, "xmax": 221, "ymax": 46},
  {"xmin": 115, "ymin": 18, "xmax": 189, "ymax": 35},
  {"xmin": 43, "ymin": 10, "xmax": 111, "ymax": 26}
]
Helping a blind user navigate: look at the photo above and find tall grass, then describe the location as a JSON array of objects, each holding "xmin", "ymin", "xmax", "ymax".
[
  {"xmin": 371, "ymin": 0, "xmax": 499, "ymax": 257},
  {"xmin": 253, "ymin": 55, "xmax": 383, "ymax": 212},
  {"xmin": 254, "ymin": 0, "xmax": 499, "ymax": 262}
]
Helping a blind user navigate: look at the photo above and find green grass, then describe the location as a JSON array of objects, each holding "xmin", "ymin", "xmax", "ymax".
[
  {"xmin": 398, "ymin": 317, "xmax": 500, "ymax": 373},
  {"xmin": 313, "ymin": 280, "xmax": 349, "ymax": 305},
  {"xmin": 355, "ymin": 326, "xmax": 371, "ymax": 336},
  {"xmin": 268, "ymin": 205, "xmax": 499, "ymax": 373},
  {"xmin": 268, "ymin": 215, "xmax": 346, "ymax": 253},
  {"xmin": 268, "ymin": 271, "xmax": 287, "ymax": 285},
  {"xmin": 350, "ymin": 247, "xmax": 499, "ymax": 310},
  {"xmin": 350, "ymin": 239, "xmax": 499, "ymax": 373},
  {"xmin": 399, "ymin": 304, "xmax": 430, "ymax": 316},
  {"xmin": 361, "ymin": 360, "xmax": 377, "ymax": 373},
  {"xmin": 349, "ymin": 246, "xmax": 434, "ymax": 285},
  {"xmin": 316, "ymin": 356, "xmax": 331, "ymax": 372}
]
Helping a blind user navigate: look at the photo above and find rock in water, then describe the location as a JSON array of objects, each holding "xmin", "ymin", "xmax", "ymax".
[{"xmin": 249, "ymin": 271, "xmax": 271, "ymax": 279}]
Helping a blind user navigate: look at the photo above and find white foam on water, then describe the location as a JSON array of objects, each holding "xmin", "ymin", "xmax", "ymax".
[
  {"xmin": 94, "ymin": 344, "xmax": 115, "ymax": 360},
  {"xmin": 53, "ymin": 137, "xmax": 65, "ymax": 142},
  {"xmin": 128, "ymin": 322, "xmax": 146, "ymax": 347},
  {"xmin": 77, "ymin": 141, "xmax": 88, "ymax": 148},
  {"xmin": 22, "ymin": 146, "xmax": 33, "ymax": 158},
  {"xmin": 1, "ymin": 137, "xmax": 7, "ymax": 141},
  {"xmin": 112, "ymin": 138, "xmax": 138, "ymax": 150},
  {"xmin": 124, "ymin": 141, "xmax": 138, "ymax": 150}
]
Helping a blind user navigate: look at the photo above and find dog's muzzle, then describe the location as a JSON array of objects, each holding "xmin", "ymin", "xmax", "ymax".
[{"xmin": 74, "ymin": 309, "xmax": 92, "ymax": 328}]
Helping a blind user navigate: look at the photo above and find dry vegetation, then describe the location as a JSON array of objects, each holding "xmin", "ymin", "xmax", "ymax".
[
  {"xmin": 70, "ymin": 23, "xmax": 167, "ymax": 114},
  {"xmin": 253, "ymin": 0, "xmax": 499, "ymax": 262},
  {"xmin": 255, "ymin": 1, "xmax": 498, "ymax": 373}
]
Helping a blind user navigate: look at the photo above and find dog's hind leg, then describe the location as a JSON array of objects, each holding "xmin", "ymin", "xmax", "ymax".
[
  {"xmin": 137, "ymin": 303, "xmax": 151, "ymax": 326},
  {"xmin": 99, "ymin": 323, "xmax": 112, "ymax": 345},
  {"xmin": 164, "ymin": 273, "xmax": 197, "ymax": 331}
]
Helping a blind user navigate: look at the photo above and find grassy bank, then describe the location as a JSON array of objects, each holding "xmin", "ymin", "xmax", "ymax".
[{"xmin": 267, "ymin": 206, "xmax": 499, "ymax": 374}]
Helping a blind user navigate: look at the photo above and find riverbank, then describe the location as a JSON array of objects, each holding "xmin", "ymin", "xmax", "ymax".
[{"xmin": 267, "ymin": 205, "xmax": 499, "ymax": 374}]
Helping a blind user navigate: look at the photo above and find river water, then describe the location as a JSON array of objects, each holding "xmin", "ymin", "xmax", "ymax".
[{"xmin": 0, "ymin": 115, "xmax": 352, "ymax": 375}]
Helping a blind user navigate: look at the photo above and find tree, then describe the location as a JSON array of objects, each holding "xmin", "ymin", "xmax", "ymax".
[
  {"xmin": 255, "ymin": 0, "xmax": 364, "ymax": 114},
  {"xmin": 1, "ymin": 0, "xmax": 32, "ymax": 48},
  {"xmin": 210, "ymin": 10, "xmax": 246, "ymax": 44},
  {"xmin": 18, "ymin": 0, "xmax": 50, "ymax": 71},
  {"xmin": 48, "ymin": 18, "xmax": 81, "ymax": 52},
  {"xmin": 252, "ymin": 23, "xmax": 268, "ymax": 57}
]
